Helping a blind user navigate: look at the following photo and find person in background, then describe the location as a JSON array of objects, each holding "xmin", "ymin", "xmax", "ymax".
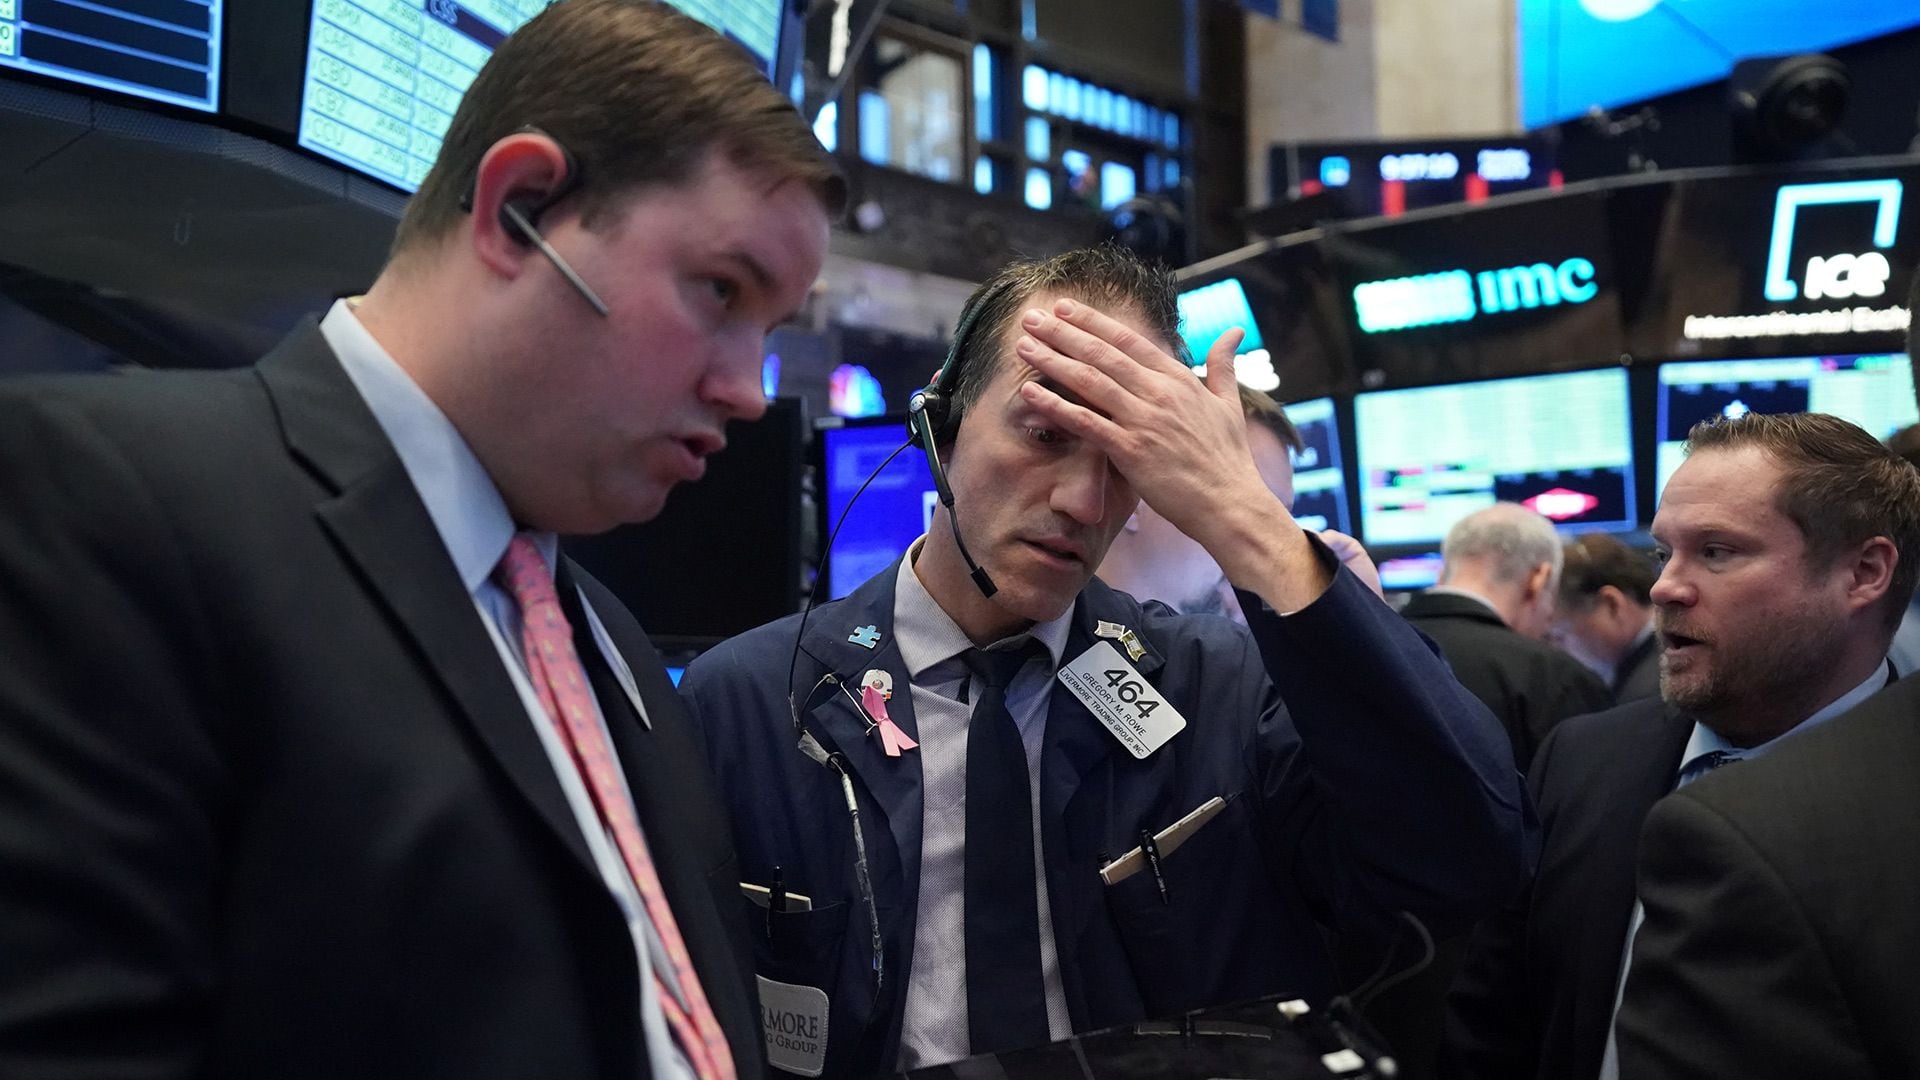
[
  {"xmin": 1400, "ymin": 502, "xmax": 1614, "ymax": 771},
  {"xmin": 1884, "ymin": 420, "xmax": 1920, "ymax": 672},
  {"xmin": 0, "ymin": 4, "xmax": 841, "ymax": 1077},
  {"xmin": 1443, "ymin": 412, "xmax": 1913, "ymax": 1080},
  {"xmin": 1552, "ymin": 533, "xmax": 1660, "ymax": 703},
  {"xmin": 1098, "ymin": 385, "xmax": 1382, "ymax": 619}
]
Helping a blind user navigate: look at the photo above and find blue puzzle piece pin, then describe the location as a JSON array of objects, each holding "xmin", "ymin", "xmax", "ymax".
[{"xmin": 849, "ymin": 625, "xmax": 882, "ymax": 649}]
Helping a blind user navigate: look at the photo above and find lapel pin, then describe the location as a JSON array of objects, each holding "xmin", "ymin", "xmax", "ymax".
[
  {"xmin": 858, "ymin": 670, "xmax": 916, "ymax": 757},
  {"xmin": 1096, "ymin": 620, "xmax": 1127, "ymax": 640},
  {"xmin": 1120, "ymin": 629, "xmax": 1147, "ymax": 662},
  {"xmin": 848, "ymin": 625, "xmax": 882, "ymax": 649}
]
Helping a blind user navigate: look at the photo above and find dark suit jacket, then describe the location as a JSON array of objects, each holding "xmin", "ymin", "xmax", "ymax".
[
  {"xmin": 1401, "ymin": 592, "xmax": 1615, "ymax": 771},
  {"xmin": 1441, "ymin": 697, "xmax": 1693, "ymax": 1080},
  {"xmin": 1612, "ymin": 631, "xmax": 1660, "ymax": 704},
  {"xmin": 0, "ymin": 323, "xmax": 761, "ymax": 1079},
  {"xmin": 1616, "ymin": 675, "xmax": 1920, "ymax": 1080}
]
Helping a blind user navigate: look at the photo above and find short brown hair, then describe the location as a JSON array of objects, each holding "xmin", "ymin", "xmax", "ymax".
[
  {"xmin": 1685, "ymin": 412, "xmax": 1920, "ymax": 626},
  {"xmin": 1240, "ymin": 386, "xmax": 1304, "ymax": 454},
  {"xmin": 391, "ymin": 0, "xmax": 843, "ymax": 259},
  {"xmin": 1558, "ymin": 532, "xmax": 1657, "ymax": 609},
  {"xmin": 944, "ymin": 245, "xmax": 1184, "ymax": 441}
]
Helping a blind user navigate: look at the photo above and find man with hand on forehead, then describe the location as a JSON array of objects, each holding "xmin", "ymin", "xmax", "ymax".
[{"xmin": 682, "ymin": 247, "xmax": 1528, "ymax": 1076}]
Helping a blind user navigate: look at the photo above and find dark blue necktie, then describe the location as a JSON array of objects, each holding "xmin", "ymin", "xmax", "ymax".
[{"xmin": 962, "ymin": 643, "xmax": 1050, "ymax": 1056}]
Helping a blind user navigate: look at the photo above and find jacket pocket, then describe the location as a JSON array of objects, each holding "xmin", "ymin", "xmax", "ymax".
[{"xmin": 1102, "ymin": 796, "xmax": 1264, "ymax": 1016}]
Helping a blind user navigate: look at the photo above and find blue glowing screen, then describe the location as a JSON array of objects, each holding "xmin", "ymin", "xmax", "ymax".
[{"xmin": 1519, "ymin": 0, "xmax": 1920, "ymax": 129}]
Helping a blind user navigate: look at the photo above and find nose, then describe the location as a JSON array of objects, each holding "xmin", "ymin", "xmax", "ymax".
[
  {"xmin": 1649, "ymin": 559, "xmax": 1693, "ymax": 608},
  {"xmin": 1050, "ymin": 449, "xmax": 1114, "ymax": 527},
  {"xmin": 705, "ymin": 337, "xmax": 770, "ymax": 423}
]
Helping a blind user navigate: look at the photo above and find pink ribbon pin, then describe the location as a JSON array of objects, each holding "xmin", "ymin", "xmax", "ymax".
[{"xmin": 862, "ymin": 684, "xmax": 918, "ymax": 757}]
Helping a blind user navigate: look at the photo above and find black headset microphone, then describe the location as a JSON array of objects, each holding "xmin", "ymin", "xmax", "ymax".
[{"xmin": 460, "ymin": 127, "xmax": 610, "ymax": 317}]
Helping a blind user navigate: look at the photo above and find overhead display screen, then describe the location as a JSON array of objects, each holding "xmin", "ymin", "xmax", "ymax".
[
  {"xmin": 1282, "ymin": 396, "xmax": 1352, "ymax": 536},
  {"xmin": 1654, "ymin": 353, "xmax": 1917, "ymax": 503},
  {"xmin": 1356, "ymin": 368, "xmax": 1637, "ymax": 546},
  {"xmin": 818, "ymin": 420, "xmax": 932, "ymax": 601},
  {"xmin": 1519, "ymin": 0, "xmax": 1920, "ymax": 129},
  {"xmin": 299, "ymin": 0, "xmax": 784, "ymax": 191},
  {"xmin": 1, "ymin": 0, "xmax": 222, "ymax": 112}
]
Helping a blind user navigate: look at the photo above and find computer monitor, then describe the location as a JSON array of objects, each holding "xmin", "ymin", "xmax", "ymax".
[
  {"xmin": 298, "ymin": 0, "xmax": 786, "ymax": 191},
  {"xmin": 1355, "ymin": 367, "xmax": 1637, "ymax": 547},
  {"xmin": 1654, "ymin": 353, "xmax": 1918, "ymax": 504},
  {"xmin": 1, "ymin": 0, "xmax": 223, "ymax": 111},
  {"xmin": 1279, "ymin": 396, "xmax": 1352, "ymax": 536},
  {"xmin": 1176, "ymin": 277, "xmax": 1263, "ymax": 361},
  {"xmin": 818, "ymin": 418, "xmax": 933, "ymax": 601},
  {"xmin": 1377, "ymin": 549, "xmax": 1445, "ymax": 592}
]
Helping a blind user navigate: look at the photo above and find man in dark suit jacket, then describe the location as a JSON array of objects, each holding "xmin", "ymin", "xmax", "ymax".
[
  {"xmin": 1442, "ymin": 412, "xmax": 1920, "ymax": 1080},
  {"xmin": 0, "ymin": 4, "xmax": 842, "ymax": 1077},
  {"xmin": 1552, "ymin": 533, "xmax": 1661, "ymax": 704},
  {"xmin": 1401, "ymin": 502, "xmax": 1614, "ymax": 772},
  {"xmin": 1615, "ymin": 673, "xmax": 1920, "ymax": 1080}
]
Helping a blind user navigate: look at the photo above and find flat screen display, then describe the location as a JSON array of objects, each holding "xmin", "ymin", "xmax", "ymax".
[
  {"xmin": 1519, "ymin": 0, "xmax": 1919, "ymax": 129},
  {"xmin": 1356, "ymin": 367, "xmax": 1637, "ymax": 546},
  {"xmin": 299, "ymin": 0, "xmax": 784, "ymax": 191},
  {"xmin": 1281, "ymin": 396, "xmax": 1351, "ymax": 536},
  {"xmin": 1654, "ymin": 353, "xmax": 1917, "ymax": 502},
  {"xmin": 1, "ymin": 0, "xmax": 222, "ymax": 111},
  {"xmin": 819, "ymin": 420, "xmax": 931, "ymax": 601},
  {"xmin": 1177, "ymin": 277, "xmax": 1264, "ymax": 360}
]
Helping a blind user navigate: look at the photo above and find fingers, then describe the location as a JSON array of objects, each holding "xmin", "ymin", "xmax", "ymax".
[
  {"xmin": 1204, "ymin": 327, "xmax": 1244, "ymax": 402},
  {"xmin": 1017, "ymin": 379, "xmax": 1128, "ymax": 449},
  {"xmin": 1023, "ymin": 298, "xmax": 1191, "ymax": 388},
  {"xmin": 1015, "ymin": 333, "xmax": 1138, "ymax": 426}
]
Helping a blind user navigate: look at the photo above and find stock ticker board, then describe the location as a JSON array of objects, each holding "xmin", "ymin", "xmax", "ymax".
[
  {"xmin": 298, "ymin": 0, "xmax": 783, "ymax": 192},
  {"xmin": 0, "ymin": 0, "xmax": 223, "ymax": 112}
]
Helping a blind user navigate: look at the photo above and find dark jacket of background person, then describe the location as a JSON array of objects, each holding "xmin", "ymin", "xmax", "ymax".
[
  {"xmin": 0, "ymin": 328, "xmax": 763, "ymax": 1079},
  {"xmin": 1615, "ymin": 674, "xmax": 1920, "ymax": 1080},
  {"xmin": 1401, "ymin": 591, "xmax": 1616, "ymax": 772},
  {"xmin": 1610, "ymin": 632, "xmax": 1661, "ymax": 704},
  {"xmin": 1440, "ymin": 696, "xmax": 1689, "ymax": 1080}
]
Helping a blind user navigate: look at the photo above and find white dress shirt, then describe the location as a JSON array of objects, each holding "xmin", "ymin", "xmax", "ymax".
[
  {"xmin": 892, "ymin": 538, "xmax": 1076, "ymax": 1070},
  {"xmin": 320, "ymin": 301, "xmax": 696, "ymax": 1080}
]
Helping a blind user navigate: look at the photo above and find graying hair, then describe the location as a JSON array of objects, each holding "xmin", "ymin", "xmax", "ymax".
[{"xmin": 1441, "ymin": 502, "xmax": 1564, "ymax": 589}]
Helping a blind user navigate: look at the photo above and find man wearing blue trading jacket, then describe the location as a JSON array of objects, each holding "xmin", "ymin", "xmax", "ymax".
[{"xmin": 680, "ymin": 247, "xmax": 1529, "ymax": 1077}]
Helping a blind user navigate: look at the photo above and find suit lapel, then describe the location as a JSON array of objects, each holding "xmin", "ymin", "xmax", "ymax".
[
  {"xmin": 259, "ymin": 323, "xmax": 598, "ymax": 878},
  {"xmin": 560, "ymin": 566, "xmax": 760, "ymax": 1057},
  {"xmin": 796, "ymin": 567, "xmax": 926, "ymax": 894},
  {"xmin": 1039, "ymin": 584, "xmax": 1166, "ymax": 1001}
]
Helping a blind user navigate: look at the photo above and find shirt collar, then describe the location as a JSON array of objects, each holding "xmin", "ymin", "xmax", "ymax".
[
  {"xmin": 892, "ymin": 536, "xmax": 1075, "ymax": 679},
  {"xmin": 1426, "ymin": 585, "xmax": 1505, "ymax": 623},
  {"xmin": 319, "ymin": 299, "xmax": 557, "ymax": 590},
  {"xmin": 1678, "ymin": 656, "xmax": 1893, "ymax": 778}
]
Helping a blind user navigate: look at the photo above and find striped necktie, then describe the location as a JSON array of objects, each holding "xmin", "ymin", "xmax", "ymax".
[{"xmin": 496, "ymin": 535, "xmax": 735, "ymax": 1080}]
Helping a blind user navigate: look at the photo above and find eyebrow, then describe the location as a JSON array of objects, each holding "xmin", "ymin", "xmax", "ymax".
[{"xmin": 718, "ymin": 249, "xmax": 776, "ymax": 293}]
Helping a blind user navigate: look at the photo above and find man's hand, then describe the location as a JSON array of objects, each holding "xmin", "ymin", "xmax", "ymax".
[{"xmin": 1014, "ymin": 297, "xmax": 1333, "ymax": 612}]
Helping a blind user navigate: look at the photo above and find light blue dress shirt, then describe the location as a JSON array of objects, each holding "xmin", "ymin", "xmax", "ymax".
[
  {"xmin": 1596, "ymin": 657, "xmax": 1894, "ymax": 1080},
  {"xmin": 319, "ymin": 301, "xmax": 696, "ymax": 1080},
  {"xmin": 892, "ymin": 539, "xmax": 1077, "ymax": 1070}
]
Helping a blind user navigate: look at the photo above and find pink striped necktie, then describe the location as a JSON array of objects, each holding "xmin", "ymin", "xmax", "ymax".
[{"xmin": 495, "ymin": 535, "xmax": 736, "ymax": 1080}]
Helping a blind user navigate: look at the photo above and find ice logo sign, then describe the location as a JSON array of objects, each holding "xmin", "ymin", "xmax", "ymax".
[{"xmin": 1763, "ymin": 179, "xmax": 1902, "ymax": 304}]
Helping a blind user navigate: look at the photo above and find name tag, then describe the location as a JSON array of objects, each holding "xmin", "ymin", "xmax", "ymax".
[
  {"xmin": 758, "ymin": 976, "xmax": 829, "ymax": 1076},
  {"xmin": 1056, "ymin": 641, "xmax": 1187, "ymax": 759}
]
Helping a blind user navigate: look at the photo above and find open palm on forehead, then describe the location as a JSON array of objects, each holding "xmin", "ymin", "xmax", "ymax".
[{"xmin": 1011, "ymin": 297, "xmax": 1282, "ymax": 548}]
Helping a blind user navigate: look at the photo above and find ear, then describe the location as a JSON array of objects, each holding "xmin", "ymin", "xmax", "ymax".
[
  {"xmin": 469, "ymin": 131, "xmax": 577, "ymax": 281},
  {"xmin": 1526, "ymin": 561, "xmax": 1554, "ymax": 601},
  {"xmin": 1595, "ymin": 584, "xmax": 1625, "ymax": 618},
  {"xmin": 1842, "ymin": 536, "xmax": 1898, "ymax": 615}
]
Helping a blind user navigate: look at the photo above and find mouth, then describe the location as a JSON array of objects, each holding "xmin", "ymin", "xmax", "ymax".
[
  {"xmin": 1661, "ymin": 630, "xmax": 1707, "ymax": 655},
  {"xmin": 1021, "ymin": 537, "xmax": 1087, "ymax": 568},
  {"xmin": 670, "ymin": 432, "xmax": 725, "ymax": 479}
]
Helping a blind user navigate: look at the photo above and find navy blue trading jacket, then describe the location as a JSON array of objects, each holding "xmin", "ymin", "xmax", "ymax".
[{"xmin": 681, "ymin": 553, "xmax": 1531, "ymax": 1076}]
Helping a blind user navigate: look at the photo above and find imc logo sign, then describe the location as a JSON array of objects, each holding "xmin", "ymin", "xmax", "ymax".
[
  {"xmin": 1763, "ymin": 179, "xmax": 1902, "ymax": 304},
  {"xmin": 1353, "ymin": 257, "xmax": 1598, "ymax": 334}
]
